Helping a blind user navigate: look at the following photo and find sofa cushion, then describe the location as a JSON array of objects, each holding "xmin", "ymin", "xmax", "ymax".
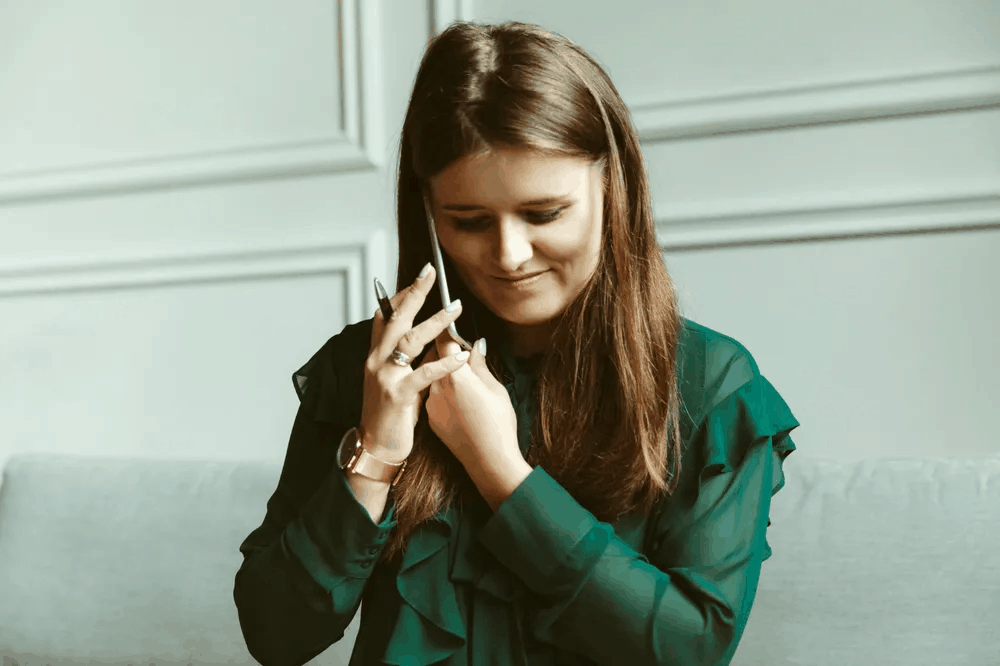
[
  {"xmin": 1, "ymin": 453, "xmax": 997, "ymax": 666},
  {"xmin": 0, "ymin": 454, "xmax": 289, "ymax": 666},
  {"xmin": 734, "ymin": 454, "xmax": 1000, "ymax": 666}
]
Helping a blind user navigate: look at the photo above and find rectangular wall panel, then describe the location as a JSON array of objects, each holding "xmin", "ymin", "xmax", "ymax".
[
  {"xmin": 0, "ymin": 0, "xmax": 343, "ymax": 174},
  {"xmin": 664, "ymin": 226, "xmax": 1000, "ymax": 461},
  {"xmin": 468, "ymin": 0, "xmax": 1000, "ymax": 104},
  {"xmin": 645, "ymin": 107, "xmax": 1000, "ymax": 224},
  {"xmin": 0, "ymin": 266, "xmax": 360, "ymax": 470}
]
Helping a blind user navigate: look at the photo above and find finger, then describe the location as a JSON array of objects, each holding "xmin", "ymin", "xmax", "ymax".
[
  {"xmin": 400, "ymin": 300, "xmax": 462, "ymax": 356},
  {"xmin": 405, "ymin": 346, "xmax": 471, "ymax": 397},
  {"xmin": 372, "ymin": 264, "xmax": 441, "ymax": 362},
  {"xmin": 433, "ymin": 329, "xmax": 472, "ymax": 390},
  {"xmin": 416, "ymin": 342, "xmax": 441, "ymax": 372},
  {"xmin": 375, "ymin": 265, "xmax": 435, "ymax": 326},
  {"xmin": 422, "ymin": 343, "xmax": 440, "ymax": 364},
  {"xmin": 415, "ymin": 344, "xmax": 440, "ymax": 402},
  {"xmin": 467, "ymin": 337, "xmax": 493, "ymax": 383},
  {"xmin": 372, "ymin": 266, "xmax": 432, "ymax": 341},
  {"xmin": 435, "ymin": 326, "xmax": 462, "ymax": 360},
  {"xmin": 395, "ymin": 298, "xmax": 463, "ymax": 362},
  {"xmin": 467, "ymin": 338, "xmax": 504, "ymax": 391}
]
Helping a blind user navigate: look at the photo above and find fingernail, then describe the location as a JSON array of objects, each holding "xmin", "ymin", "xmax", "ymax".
[
  {"xmin": 446, "ymin": 298, "xmax": 462, "ymax": 312},
  {"xmin": 455, "ymin": 350, "xmax": 470, "ymax": 362},
  {"xmin": 419, "ymin": 262, "xmax": 431, "ymax": 278},
  {"xmin": 476, "ymin": 338, "xmax": 487, "ymax": 355}
]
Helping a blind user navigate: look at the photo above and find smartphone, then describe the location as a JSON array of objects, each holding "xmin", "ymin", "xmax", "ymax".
[{"xmin": 422, "ymin": 193, "xmax": 474, "ymax": 352}]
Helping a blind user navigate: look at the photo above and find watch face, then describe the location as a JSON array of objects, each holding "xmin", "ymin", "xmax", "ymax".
[{"xmin": 338, "ymin": 428, "xmax": 359, "ymax": 469}]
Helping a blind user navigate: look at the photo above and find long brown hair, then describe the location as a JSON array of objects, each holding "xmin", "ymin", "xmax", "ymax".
[{"xmin": 382, "ymin": 21, "xmax": 683, "ymax": 566}]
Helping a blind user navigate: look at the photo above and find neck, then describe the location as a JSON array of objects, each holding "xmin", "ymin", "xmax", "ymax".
[{"xmin": 504, "ymin": 320, "xmax": 554, "ymax": 358}]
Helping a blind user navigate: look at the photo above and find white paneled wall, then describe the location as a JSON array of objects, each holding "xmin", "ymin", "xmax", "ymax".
[
  {"xmin": 0, "ymin": 0, "xmax": 384, "ymax": 202},
  {"xmin": 0, "ymin": 232, "xmax": 387, "ymax": 467},
  {"xmin": 666, "ymin": 228, "xmax": 1000, "ymax": 460},
  {"xmin": 0, "ymin": 0, "xmax": 396, "ymax": 469},
  {"xmin": 1, "ymin": 0, "xmax": 998, "ymax": 475}
]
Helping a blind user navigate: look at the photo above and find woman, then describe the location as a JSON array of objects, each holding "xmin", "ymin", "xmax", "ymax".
[{"xmin": 234, "ymin": 20, "xmax": 800, "ymax": 666}]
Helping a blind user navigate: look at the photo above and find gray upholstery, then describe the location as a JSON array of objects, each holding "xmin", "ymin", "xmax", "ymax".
[
  {"xmin": 735, "ymin": 454, "xmax": 1000, "ymax": 665},
  {"xmin": 0, "ymin": 453, "xmax": 997, "ymax": 665},
  {"xmin": 0, "ymin": 455, "xmax": 356, "ymax": 666}
]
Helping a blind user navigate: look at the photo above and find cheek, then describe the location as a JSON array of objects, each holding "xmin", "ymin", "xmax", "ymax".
[
  {"xmin": 455, "ymin": 239, "xmax": 486, "ymax": 266},
  {"xmin": 551, "ymin": 228, "xmax": 595, "ymax": 267},
  {"xmin": 444, "ymin": 240, "xmax": 487, "ymax": 281}
]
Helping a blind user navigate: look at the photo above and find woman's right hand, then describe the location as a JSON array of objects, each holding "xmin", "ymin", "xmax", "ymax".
[{"xmin": 359, "ymin": 265, "xmax": 469, "ymax": 464}]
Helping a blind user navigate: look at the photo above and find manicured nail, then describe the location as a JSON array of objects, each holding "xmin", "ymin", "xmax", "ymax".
[
  {"xmin": 446, "ymin": 298, "xmax": 462, "ymax": 312},
  {"xmin": 419, "ymin": 262, "xmax": 431, "ymax": 278},
  {"xmin": 476, "ymin": 338, "xmax": 487, "ymax": 355},
  {"xmin": 455, "ymin": 351, "xmax": 470, "ymax": 362}
]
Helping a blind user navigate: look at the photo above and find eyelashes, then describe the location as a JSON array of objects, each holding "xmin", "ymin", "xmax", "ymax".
[{"xmin": 451, "ymin": 207, "xmax": 567, "ymax": 231}]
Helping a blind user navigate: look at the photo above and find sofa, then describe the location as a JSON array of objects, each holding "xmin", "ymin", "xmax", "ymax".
[{"xmin": 0, "ymin": 452, "xmax": 997, "ymax": 666}]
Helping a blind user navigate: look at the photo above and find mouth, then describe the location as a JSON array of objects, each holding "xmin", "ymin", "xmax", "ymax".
[
  {"xmin": 494, "ymin": 270, "xmax": 550, "ymax": 288},
  {"xmin": 495, "ymin": 270, "xmax": 548, "ymax": 282}
]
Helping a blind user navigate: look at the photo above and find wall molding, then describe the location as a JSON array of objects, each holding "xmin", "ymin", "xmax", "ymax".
[
  {"xmin": 633, "ymin": 64, "xmax": 1000, "ymax": 142},
  {"xmin": 0, "ymin": 0, "xmax": 384, "ymax": 206},
  {"xmin": 657, "ymin": 188, "xmax": 1000, "ymax": 251},
  {"xmin": 427, "ymin": 6, "xmax": 998, "ymax": 142},
  {"xmin": 0, "ymin": 230, "xmax": 389, "ymax": 325}
]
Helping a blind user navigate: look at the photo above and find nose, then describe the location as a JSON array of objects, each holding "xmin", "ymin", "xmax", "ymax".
[{"xmin": 494, "ymin": 218, "xmax": 534, "ymax": 273}]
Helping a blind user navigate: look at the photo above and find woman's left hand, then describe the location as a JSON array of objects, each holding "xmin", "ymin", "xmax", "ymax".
[{"xmin": 423, "ymin": 330, "xmax": 522, "ymax": 472}]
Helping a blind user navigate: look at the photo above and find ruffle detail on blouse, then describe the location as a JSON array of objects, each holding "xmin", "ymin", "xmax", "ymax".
[
  {"xmin": 687, "ymin": 372, "xmax": 800, "ymax": 562},
  {"xmin": 382, "ymin": 492, "xmax": 535, "ymax": 665},
  {"xmin": 695, "ymin": 373, "xmax": 799, "ymax": 485},
  {"xmin": 291, "ymin": 322, "xmax": 370, "ymax": 426},
  {"xmin": 383, "ymin": 513, "xmax": 467, "ymax": 665},
  {"xmin": 450, "ymin": 493, "xmax": 531, "ymax": 602},
  {"xmin": 382, "ymin": 340, "xmax": 540, "ymax": 665}
]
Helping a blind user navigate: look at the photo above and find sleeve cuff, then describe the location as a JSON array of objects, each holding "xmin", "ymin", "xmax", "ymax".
[
  {"xmin": 476, "ymin": 465, "xmax": 612, "ymax": 596},
  {"xmin": 285, "ymin": 462, "xmax": 398, "ymax": 586}
]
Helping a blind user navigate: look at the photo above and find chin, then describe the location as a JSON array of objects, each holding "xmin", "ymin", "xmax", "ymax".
[
  {"xmin": 473, "ymin": 278, "xmax": 562, "ymax": 315},
  {"xmin": 497, "ymin": 302, "xmax": 563, "ymax": 325}
]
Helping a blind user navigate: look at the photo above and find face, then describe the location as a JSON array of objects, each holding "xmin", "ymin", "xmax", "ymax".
[{"xmin": 428, "ymin": 147, "xmax": 604, "ymax": 356}]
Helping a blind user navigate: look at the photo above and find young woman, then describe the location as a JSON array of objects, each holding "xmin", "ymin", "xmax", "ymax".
[{"xmin": 234, "ymin": 20, "xmax": 800, "ymax": 666}]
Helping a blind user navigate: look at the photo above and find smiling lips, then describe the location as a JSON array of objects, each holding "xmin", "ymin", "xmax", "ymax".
[
  {"xmin": 494, "ymin": 270, "xmax": 550, "ymax": 290},
  {"xmin": 496, "ymin": 271, "xmax": 547, "ymax": 281}
]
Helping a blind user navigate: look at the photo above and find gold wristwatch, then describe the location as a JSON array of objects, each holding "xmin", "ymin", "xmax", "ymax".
[{"xmin": 337, "ymin": 426, "xmax": 407, "ymax": 487}]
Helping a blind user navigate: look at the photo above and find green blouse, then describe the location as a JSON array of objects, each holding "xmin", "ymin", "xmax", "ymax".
[{"xmin": 234, "ymin": 317, "xmax": 800, "ymax": 666}]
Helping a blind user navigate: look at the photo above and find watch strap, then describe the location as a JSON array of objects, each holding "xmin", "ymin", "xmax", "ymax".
[{"xmin": 340, "ymin": 427, "xmax": 407, "ymax": 487}]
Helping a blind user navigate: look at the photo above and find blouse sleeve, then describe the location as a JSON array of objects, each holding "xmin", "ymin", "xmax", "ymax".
[
  {"xmin": 476, "ymin": 355, "xmax": 799, "ymax": 666},
  {"xmin": 233, "ymin": 327, "xmax": 399, "ymax": 666}
]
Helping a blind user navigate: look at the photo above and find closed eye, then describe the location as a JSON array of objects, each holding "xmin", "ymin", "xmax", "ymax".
[{"xmin": 451, "ymin": 207, "xmax": 567, "ymax": 231}]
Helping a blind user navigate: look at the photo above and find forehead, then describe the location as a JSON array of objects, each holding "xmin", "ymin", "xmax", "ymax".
[{"xmin": 430, "ymin": 148, "xmax": 596, "ymax": 203}]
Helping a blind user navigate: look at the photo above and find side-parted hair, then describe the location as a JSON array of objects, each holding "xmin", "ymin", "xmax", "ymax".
[{"xmin": 382, "ymin": 20, "xmax": 683, "ymax": 566}]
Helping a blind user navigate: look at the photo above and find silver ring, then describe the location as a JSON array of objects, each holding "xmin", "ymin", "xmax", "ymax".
[{"xmin": 389, "ymin": 348, "xmax": 413, "ymax": 367}]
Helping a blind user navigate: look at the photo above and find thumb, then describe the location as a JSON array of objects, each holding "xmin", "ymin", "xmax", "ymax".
[
  {"xmin": 436, "ymin": 328, "xmax": 462, "ymax": 358},
  {"xmin": 468, "ymin": 338, "xmax": 492, "ymax": 381}
]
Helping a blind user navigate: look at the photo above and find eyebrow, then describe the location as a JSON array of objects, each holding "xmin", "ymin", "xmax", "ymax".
[{"xmin": 441, "ymin": 196, "xmax": 573, "ymax": 212}]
